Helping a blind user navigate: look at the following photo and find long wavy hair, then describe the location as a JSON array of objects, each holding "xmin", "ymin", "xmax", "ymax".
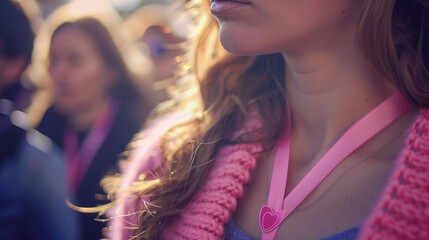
[{"xmin": 101, "ymin": 0, "xmax": 429, "ymax": 239}]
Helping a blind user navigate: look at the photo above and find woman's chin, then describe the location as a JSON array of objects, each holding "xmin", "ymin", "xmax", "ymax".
[
  {"xmin": 220, "ymin": 38, "xmax": 260, "ymax": 55},
  {"xmin": 219, "ymin": 31, "xmax": 277, "ymax": 56}
]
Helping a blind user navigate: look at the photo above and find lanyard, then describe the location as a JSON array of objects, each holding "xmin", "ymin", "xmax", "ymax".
[
  {"xmin": 64, "ymin": 100, "xmax": 119, "ymax": 194},
  {"xmin": 259, "ymin": 91, "xmax": 412, "ymax": 239}
]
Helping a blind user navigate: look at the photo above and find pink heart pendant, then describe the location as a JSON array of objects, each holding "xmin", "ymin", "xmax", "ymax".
[{"xmin": 259, "ymin": 205, "xmax": 286, "ymax": 233}]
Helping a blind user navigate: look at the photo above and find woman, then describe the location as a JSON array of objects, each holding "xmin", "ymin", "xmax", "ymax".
[
  {"xmin": 0, "ymin": 1, "xmax": 79, "ymax": 239},
  {"xmin": 37, "ymin": 18, "xmax": 153, "ymax": 240},
  {"xmin": 103, "ymin": 0, "xmax": 428, "ymax": 239}
]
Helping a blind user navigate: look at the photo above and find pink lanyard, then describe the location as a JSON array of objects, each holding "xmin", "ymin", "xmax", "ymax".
[
  {"xmin": 64, "ymin": 100, "xmax": 119, "ymax": 194},
  {"xmin": 259, "ymin": 91, "xmax": 412, "ymax": 239}
]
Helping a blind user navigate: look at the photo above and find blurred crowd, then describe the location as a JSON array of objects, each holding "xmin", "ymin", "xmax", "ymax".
[{"xmin": 0, "ymin": 0, "xmax": 189, "ymax": 239}]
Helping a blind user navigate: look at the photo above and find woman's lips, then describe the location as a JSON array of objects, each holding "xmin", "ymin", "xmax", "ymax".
[{"xmin": 210, "ymin": 0, "xmax": 252, "ymax": 16}]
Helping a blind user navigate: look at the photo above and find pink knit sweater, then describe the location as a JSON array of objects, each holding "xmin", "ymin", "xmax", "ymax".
[{"xmin": 109, "ymin": 109, "xmax": 429, "ymax": 240}]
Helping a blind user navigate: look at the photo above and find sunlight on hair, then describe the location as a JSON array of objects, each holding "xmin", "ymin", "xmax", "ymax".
[{"xmin": 66, "ymin": 198, "xmax": 116, "ymax": 214}]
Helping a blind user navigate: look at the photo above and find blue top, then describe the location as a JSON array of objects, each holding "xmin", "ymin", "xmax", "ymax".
[
  {"xmin": 223, "ymin": 219, "xmax": 359, "ymax": 240},
  {"xmin": 0, "ymin": 134, "xmax": 80, "ymax": 240}
]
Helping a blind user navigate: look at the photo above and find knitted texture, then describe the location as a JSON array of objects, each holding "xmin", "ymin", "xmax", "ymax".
[
  {"xmin": 110, "ymin": 110, "xmax": 429, "ymax": 240},
  {"xmin": 357, "ymin": 109, "xmax": 429, "ymax": 240},
  {"xmin": 161, "ymin": 143, "xmax": 262, "ymax": 239},
  {"xmin": 160, "ymin": 109, "xmax": 264, "ymax": 239},
  {"xmin": 108, "ymin": 111, "xmax": 193, "ymax": 240}
]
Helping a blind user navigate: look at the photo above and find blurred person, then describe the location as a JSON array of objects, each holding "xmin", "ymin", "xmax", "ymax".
[
  {"xmin": 0, "ymin": 1, "xmax": 79, "ymax": 239},
  {"xmin": 99, "ymin": 0, "xmax": 428, "ymax": 240},
  {"xmin": 26, "ymin": 0, "xmax": 133, "ymax": 128},
  {"xmin": 125, "ymin": 4, "xmax": 187, "ymax": 104},
  {"xmin": 142, "ymin": 25, "xmax": 185, "ymax": 102},
  {"xmin": 36, "ymin": 17, "xmax": 154, "ymax": 240}
]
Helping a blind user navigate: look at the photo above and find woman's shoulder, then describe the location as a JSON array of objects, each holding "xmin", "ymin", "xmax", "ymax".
[
  {"xmin": 119, "ymin": 111, "xmax": 194, "ymax": 177},
  {"xmin": 357, "ymin": 108, "xmax": 429, "ymax": 240},
  {"xmin": 107, "ymin": 110, "xmax": 194, "ymax": 239},
  {"xmin": 36, "ymin": 107, "xmax": 67, "ymax": 146}
]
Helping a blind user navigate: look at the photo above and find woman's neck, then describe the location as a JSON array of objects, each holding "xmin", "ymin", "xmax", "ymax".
[
  {"xmin": 282, "ymin": 44, "xmax": 396, "ymax": 164},
  {"xmin": 69, "ymin": 98, "xmax": 110, "ymax": 132}
]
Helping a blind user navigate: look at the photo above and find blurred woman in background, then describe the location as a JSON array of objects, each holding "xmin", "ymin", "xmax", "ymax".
[
  {"xmin": 124, "ymin": 4, "xmax": 188, "ymax": 105},
  {"xmin": 0, "ymin": 1, "xmax": 79, "ymax": 239},
  {"xmin": 37, "ymin": 17, "xmax": 153, "ymax": 240}
]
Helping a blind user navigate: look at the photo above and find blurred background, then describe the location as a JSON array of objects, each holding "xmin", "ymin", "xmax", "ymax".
[{"xmin": 0, "ymin": 0, "xmax": 194, "ymax": 239}]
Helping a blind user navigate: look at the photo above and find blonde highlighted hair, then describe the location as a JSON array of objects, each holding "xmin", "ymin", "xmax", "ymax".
[{"xmin": 99, "ymin": 1, "xmax": 429, "ymax": 239}]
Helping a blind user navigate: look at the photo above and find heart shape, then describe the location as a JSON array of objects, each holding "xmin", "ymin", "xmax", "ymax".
[{"xmin": 259, "ymin": 205, "xmax": 286, "ymax": 233}]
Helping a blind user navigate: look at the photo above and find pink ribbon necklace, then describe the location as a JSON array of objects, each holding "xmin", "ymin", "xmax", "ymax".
[
  {"xmin": 259, "ymin": 91, "xmax": 412, "ymax": 239},
  {"xmin": 64, "ymin": 99, "xmax": 119, "ymax": 194}
]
